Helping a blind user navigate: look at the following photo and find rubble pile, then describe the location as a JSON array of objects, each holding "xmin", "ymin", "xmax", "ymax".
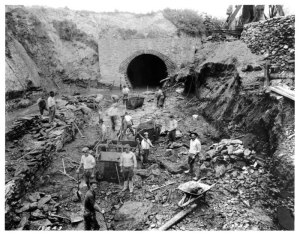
[
  {"xmin": 5, "ymin": 99, "xmax": 89, "ymax": 230},
  {"xmin": 241, "ymin": 15, "xmax": 295, "ymax": 72},
  {"xmin": 9, "ymin": 192, "xmax": 65, "ymax": 230}
]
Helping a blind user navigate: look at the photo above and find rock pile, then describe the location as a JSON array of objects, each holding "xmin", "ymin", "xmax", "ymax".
[
  {"xmin": 241, "ymin": 15, "xmax": 295, "ymax": 72},
  {"xmin": 11, "ymin": 192, "xmax": 64, "ymax": 230},
  {"xmin": 5, "ymin": 99, "xmax": 88, "ymax": 230}
]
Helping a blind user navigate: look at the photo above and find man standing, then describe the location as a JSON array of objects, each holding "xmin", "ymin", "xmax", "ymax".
[
  {"xmin": 83, "ymin": 180, "xmax": 102, "ymax": 230},
  {"xmin": 155, "ymin": 87, "xmax": 163, "ymax": 107},
  {"xmin": 123, "ymin": 112, "xmax": 135, "ymax": 136},
  {"xmin": 141, "ymin": 132, "xmax": 154, "ymax": 167},
  {"xmin": 98, "ymin": 119, "xmax": 107, "ymax": 142},
  {"xmin": 184, "ymin": 133, "xmax": 201, "ymax": 175},
  {"xmin": 47, "ymin": 91, "xmax": 56, "ymax": 124},
  {"xmin": 77, "ymin": 147, "xmax": 96, "ymax": 189},
  {"xmin": 120, "ymin": 144, "xmax": 137, "ymax": 193},
  {"xmin": 122, "ymin": 85, "xmax": 130, "ymax": 105},
  {"xmin": 168, "ymin": 115, "xmax": 178, "ymax": 143},
  {"xmin": 37, "ymin": 95, "xmax": 48, "ymax": 118}
]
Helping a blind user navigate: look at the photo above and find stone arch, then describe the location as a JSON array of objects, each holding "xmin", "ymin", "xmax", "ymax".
[{"xmin": 119, "ymin": 50, "xmax": 177, "ymax": 88}]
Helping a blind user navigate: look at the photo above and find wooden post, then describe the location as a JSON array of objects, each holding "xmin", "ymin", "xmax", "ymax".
[
  {"xmin": 264, "ymin": 60, "xmax": 270, "ymax": 87},
  {"xmin": 158, "ymin": 203, "xmax": 198, "ymax": 230}
]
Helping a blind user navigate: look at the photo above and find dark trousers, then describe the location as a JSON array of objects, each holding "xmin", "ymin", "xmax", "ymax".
[
  {"xmin": 110, "ymin": 116, "xmax": 116, "ymax": 131},
  {"xmin": 39, "ymin": 106, "xmax": 47, "ymax": 116},
  {"xmin": 188, "ymin": 153, "xmax": 199, "ymax": 173},
  {"xmin": 122, "ymin": 166, "xmax": 134, "ymax": 181},
  {"xmin": 84, "ymin": 212, "xmax": 100, "ymax": 230},
  {"xmin": 123, "ymin": 94, "xmax": 128, "ymax": 105},
  {"xmin": 168, "ymin": 129, "xmax": 176, "ymax": 142},
  {"xmin": 84, "ymin": 169, "xmax": 93, "ymax": 189},
  {"xmin": 141, "ymin": 149, "xmax": 150, "ymax": 165}
]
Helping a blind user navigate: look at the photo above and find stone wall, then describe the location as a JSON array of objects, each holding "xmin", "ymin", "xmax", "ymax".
[
  {"xmin": 98, "ymin": 37, "xmax": 201, "ymax": 86},
  {"xmin": 241, "ymin": 15, "xmax": 295, "ymax": 72}
]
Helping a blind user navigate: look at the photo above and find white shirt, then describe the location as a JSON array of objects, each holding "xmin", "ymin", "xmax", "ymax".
[
  {"xmin": 124, "ymin": 115, "xmax": 132, "ymax": 123},
  {"xmin": 141, "ymin": 138, "xmax": 152, "ymax": 150},
  {"xmin": 120, "ymin": 151, "xmax": 137, "ymax": 168},
  {"xmin": 189, "ymin": 138, "xmax": 201, "ymax": 154},
  {"xmin": 80, "ymin": 154, "xmax": 96, "ymax": 169},
  {"xmin": 169, "ymin": 119, "xmax": 178, "ymax": 131},
  {"xmin": 47, "ymin": 97, "xmax": 56, "ymax": 108},
  {"xmin": 122, "ymin": 87, "xmax": 130, "ymax": 95}
]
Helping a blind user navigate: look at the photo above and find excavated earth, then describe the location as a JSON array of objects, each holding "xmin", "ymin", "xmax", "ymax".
[{"xmin": 5, "ymin": 82, "xmax": 294, "ymax": 231}]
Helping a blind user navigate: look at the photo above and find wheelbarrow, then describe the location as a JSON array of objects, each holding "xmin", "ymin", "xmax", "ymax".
[{"xmin": 177, "ymin": 181, "xmax": 216, "ymax": 207}]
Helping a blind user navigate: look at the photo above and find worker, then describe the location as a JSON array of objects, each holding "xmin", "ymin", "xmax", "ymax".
[
  {"xmin": 120, "ymin": 144, "xmax": 137, "ymax": 193},
  {"xmin": 184, "ymin": 133, "xmax": 201, "ymax": 175},
  {"xmin": 107, "ymin": 98, "xmax": 119, "ymax": 132},
  {"xmin": 37, "ymin": 94, "xmax": 48, "ymax": 118},
  {"xmin": 47, "ymin": 91, "xmax": 56, "ymax": 124},
  {"xmin": 168, "ymin": 115, "xmax": 178, "ymax": 143},
  {"xmin": 76, "ymin": 147, "xmax": 96, "ymax": 189},
  {"xmin": 157, "ymin": 89, "xmax": 166, "ymax": 108},
  {"xmin": 141, "ymin": 132, "xmax": 154, "ymax": 167},
  {"xmin": 155, "ymin": 87, "xmax": 163, "ymax": 107},
  {"xmin": 123, "ymin": 112, "xmax": 135, "ymax": 136},
  {"xmin": 122, "ymin": 85, "xmax": 130, "ymax": 105},
  {"xmin": 135, "ymin": 137, "xmax": 141, "ymax": 162},
  {"xmin": 98, "ymin": 119, "xmax": 107, "ymax": 142},
  {"xmin": 83, "ymin": 180, "xmax": 102, "ymax": 230}
]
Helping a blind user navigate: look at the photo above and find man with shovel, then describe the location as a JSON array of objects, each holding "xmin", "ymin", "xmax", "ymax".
[{"xmin": 77, "ymin": 147, "xmax": 96, "ymax": 189}]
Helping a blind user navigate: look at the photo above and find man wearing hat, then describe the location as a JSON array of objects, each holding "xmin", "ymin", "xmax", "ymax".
[
  {"xmin": 184, "ymin": 133, "xmax": 201, "ymax": 175},
  {"xmin": 141, "ymin": 132, "xmax": 154, "ymax": 167},
  {"xmin": 83, "ymin": 180, "xmax": 102, "ymax": 230},
  {"xmin": 120, "ymin": 144, "xmax": 137, "ymax": 193},
  {"xmin": 168, "ymin": 115, "xmax": 178, "ymax": 143},
  {"xmin": 77, "ymin": 147, "xmax": 96, "ymax": 189}
]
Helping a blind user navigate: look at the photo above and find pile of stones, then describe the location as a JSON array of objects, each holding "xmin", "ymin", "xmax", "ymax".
[{"xmin": 241, "ymin": 15, "xmax": 295, "ymax": 72}]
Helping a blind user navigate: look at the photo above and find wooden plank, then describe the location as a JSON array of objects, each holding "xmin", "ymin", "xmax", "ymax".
[
  {"xmin": 264, "ymin": 61, "xmax": 271, "ymax": 87},
  {"xmin": 269, "ymin": 86, "xmax": 294, "ymax": 101},
  {"xmin": 158, "ymin": 203, "xmax": 198, "ymax": 231}
]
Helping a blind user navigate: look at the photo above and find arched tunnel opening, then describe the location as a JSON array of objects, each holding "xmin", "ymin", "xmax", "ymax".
[{"xmin": 126, "ymin": 54, "xmax": 168, "ymax": 88}]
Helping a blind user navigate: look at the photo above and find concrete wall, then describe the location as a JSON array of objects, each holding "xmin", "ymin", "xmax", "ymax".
[
  {"xmin": 98, "ymin": 36, "xmax": 201, "ymax": 86},
  {"xmin": 241, "ymin": 15, "xmax": 295, "ymax": 72}
]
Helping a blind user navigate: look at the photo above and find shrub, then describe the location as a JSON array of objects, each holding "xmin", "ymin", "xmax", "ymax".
[{"xmin": 163, "ymin": 8, "xmax": 206, "ymax": 37}]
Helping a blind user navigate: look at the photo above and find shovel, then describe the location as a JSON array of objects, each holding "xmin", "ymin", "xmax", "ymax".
[{"xmin": 73, "ymin": 122, "xmax": 86, "ymax": 138}]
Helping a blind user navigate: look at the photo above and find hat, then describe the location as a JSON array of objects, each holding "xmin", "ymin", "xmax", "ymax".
[
  {"xmin": 189, "ymin": 132, "xmax": 199, "ymax": 137},
  {"xmin": 90, "ymin": 179, "xmax": 97, "ymax": 185},
  {"xmin": 169, "ymin": 115, "xmax": 174, "ymax": 118},
  {"xmin": 82, "ymin": 147, "xmax": 89, "ymax": 152},
  {"xmin": 124, "ymin": 144, "xmax": 130, "ymax": 149},
  {"xmin": 144, "ymin": 132, "xmax": 148, "ymax": 135}
]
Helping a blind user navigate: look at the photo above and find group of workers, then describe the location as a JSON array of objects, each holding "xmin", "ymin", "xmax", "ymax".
[
  {"xmin": 37, "ymin": 85, "xmax": 202, "ymax": 230},
  {"xmin": 37, "ymin": 91, "xmax": 57, "ymax": 124}
]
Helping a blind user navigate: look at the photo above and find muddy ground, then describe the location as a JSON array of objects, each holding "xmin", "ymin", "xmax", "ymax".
[{"xmin": 5, "ymin": 86, "xmax": 294, "ymax": 231}]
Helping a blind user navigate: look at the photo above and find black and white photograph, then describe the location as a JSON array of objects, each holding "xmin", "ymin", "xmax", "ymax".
[{"xmin": 3, "ymin": 0, "xmax": 296, "ymax": 231}]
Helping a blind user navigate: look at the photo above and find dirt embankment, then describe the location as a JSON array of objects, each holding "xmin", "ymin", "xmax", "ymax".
[{"xmin": 176, "ymin": 41, "xmax": 294, "ymax": 219}]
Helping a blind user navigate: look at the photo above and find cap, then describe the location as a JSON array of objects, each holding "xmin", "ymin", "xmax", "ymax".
[
  {"xmin": 144, "ymin": 132, "xmax": 148, "ymax": 135},
  {"xmin": 82, "ymin": 147, "xmax": 89, "ymax": 152},
  {"xmin": 90, "ymin": 179, "xmax": 97, "ymax": 185},
  {"xmin": 124, "ymin": 144, "xmax": 130, "ymax": 149}
]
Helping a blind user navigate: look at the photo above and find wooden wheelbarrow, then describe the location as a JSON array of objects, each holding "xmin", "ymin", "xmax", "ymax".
[{"xmin": 177, "ymin": 181, "xmax": 216, "ymax": 207}]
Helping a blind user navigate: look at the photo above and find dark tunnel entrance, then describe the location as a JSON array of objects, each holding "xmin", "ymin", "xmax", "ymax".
[{"xmin": 126, "ymin": 54, "xmax": 168, "ymax": 88}]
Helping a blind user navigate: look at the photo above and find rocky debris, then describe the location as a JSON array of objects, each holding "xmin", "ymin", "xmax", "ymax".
[
  {"xmin": 5, "ymin": 97, "xmax": 89, "ymax": 230},
  {"xmin": 241, "ymin": 15, "xmax": 295, "ymax": 72},
  {"xmin": 113, "ymin": 201, "xmax": 153, "ymax": 230}
]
